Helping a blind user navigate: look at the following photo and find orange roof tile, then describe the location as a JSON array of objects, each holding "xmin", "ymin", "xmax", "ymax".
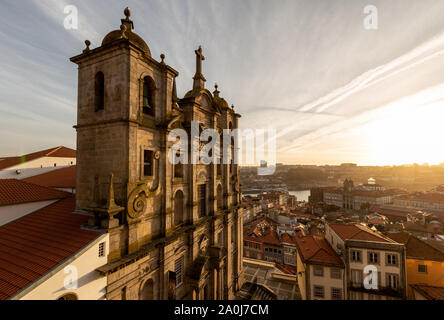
[
  {"xmin": 0, "ymin": 179, "xmax": 68, "ymax": 206},
  {"xmin": 294, "ymin": 235, "xmax": 344, "ymax": 268},
  {"xmin": 329, "ymin": 223, "xmax": 391, "ymax": 243},
  {"xmin": 0, "ymin": 196, "xmax": 101, "ymax": 300},
  {"xmin": 23, "ymin": 166, "xmax": 76, "ymax": 189},
  {"xmin": 411, "ymin": 284, "xmax": 444, "ymax": 300},
  {"xmin": 387, "ymin": 232, "xmax": 444, "ymax": 261},
  {"xmin": 0, "ymin": 146, "xmax": 76, "ymax": 170}
]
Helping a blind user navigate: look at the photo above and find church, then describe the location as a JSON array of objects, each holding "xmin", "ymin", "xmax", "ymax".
[{"xmin": 70, "ymin": 7, "xmax": 244, "ymax": 300}]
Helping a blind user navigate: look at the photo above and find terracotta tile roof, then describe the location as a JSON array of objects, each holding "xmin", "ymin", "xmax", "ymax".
[
  {"xmin": 0, "ymin": 179, "xmax": 68, "ymax": 206},
  {"xmin": 387, "ymin": 232, "xmax": 444, "ymax": 261},
  {"xmin": 0, "ymin": 146, "xmax": 76, "ymax": 170},
  {"xmin": 294, "ymin": 235, "xmax": 344, "ymax": 268},
  {"xmin": 281, "ymin": 232, "xmax": 297, "ymax": 245},
  {"xmin": 263, "ymin": 230, "xmax": 281, "ymax": 246},
  {"xmin": 23, "ymin": 166, "xmax": 76, "ymax": 189},
  {"xmin": 411, "ymin": 284, "xmax": 444, "ymax": 300},
  {"xmin": 329, "ymin": 223, "xmax": 392, "ymax": 243},
  {"xmin": 0, "ymin": 196, "xmax": 101, "ymax": 300}
]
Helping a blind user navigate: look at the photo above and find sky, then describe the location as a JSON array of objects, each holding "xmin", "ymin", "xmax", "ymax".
[{"xmin": 1, "ymin": 0, "xmax": 444, "ymax": 166}]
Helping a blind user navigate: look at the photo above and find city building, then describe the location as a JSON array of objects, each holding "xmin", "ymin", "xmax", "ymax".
[
  {"xmin": 387, "ymin": 232, "xmax": 444, "ymax": 299},
  {"xmin": 322, "ymin": 179, "xmax": 402, "ymax": 211},
  {"xmin": 325, "ymin": 223, "xmax": 407, "ymax": 300},
  {"xmin": 294, "ymin": 234, "xmax": 345, "ymax": 300},
  {"xmin": 69, "ymin": 8, "xmax": 243, "ymax": 300}
]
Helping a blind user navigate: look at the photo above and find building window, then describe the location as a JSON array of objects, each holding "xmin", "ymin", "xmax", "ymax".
[
  {"xmin": 330, "ymin": 268, "xmax": 341, "ymax": 279},
  {"xmin": 98, "ymin": 242, "xmax": 105, "ymax": 257},
  {"xmin": 368, "ymin": 252, "xmax": 379, "ymax": 264},
  {"xmin": 143, "ymin": 150, "xmax": 154, "ymax": 177},
  {"xmin": 418, "ymin": 264, "xmax": 428, "ymax": 274},
  {"xmin": 198, "ymin": 184, "xmax": 207, "ymax": 217},
  {"xmin": 231, "ymin": 224, "xmax": 235, "ymax": 244},
  {"xmin": 175, "ymin": 256, "xmax": 184, "ymax": 287},
  {"xmin": 217, "ymin": 232, "xmax": 223, "ymax": 246},
  {"xmin": 313, "ymin": 286, "xmax": 324, "ymax": 298},
  {"xmin": 386, "ymin": 254, "xmax": 398, "ymax": 266},
  {"xmin": 94, "ymin": 72, "xmax": 105, "ymax": 112},
  {"xmin": 314, "ymin": 265, "xmax": 324, "ymax": 277},
  {"xmin": 386, "ymin": 274, "xmax": 398, "ymax": 289},
  {"xmin": 142, "ymin": 76, "xmax": 155, "ymax": 116},
  {"xmin": 351, "ymin": 250, "xmax": 362, "ymax": 263},
  {"xmin": 351, "ymin": 269, "xmax": 363, "ymax": 287},
  {"xmin": 331, "ymin": 288, "xmax": 342, "ymax": 300}
]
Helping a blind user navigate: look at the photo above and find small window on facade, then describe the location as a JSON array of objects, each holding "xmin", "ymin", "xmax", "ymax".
[
  {"xmin": 174, "ymin": 152, "xmax": 184, "ymax": 178},
  {"xmin": 231, "ymin": 224, "xmax": 235, "ymax": 244},
  {"xmin": 143, "ymin": 77, "xmax": 155, "ymax": 116},
  {"xmin": 331, "ymin": 288, "xmax": 342, "ymax": 300},
  {"xmin": 175, "ymin": 256, "xmax": 184, "ymax": 287},
  {"xmin": 98, "ymin": 242, "xmax": 105, "ymax": 257},
  {"xmin": 314, "ymin": 286, "xmax": 324, "ymax": 298},
  {"xmin": 369, "ymin": 252, "xmax": 379, "ymax": 264},
  {"xmin": 143, "ymin": 150, "xmax": 154, "ymax": 177},
  {"xmin": 198, "ymin": 184, "xmax": 206, "ymax": 217},
  {"xmin": 386, "ymin": 254, "xmax": 397, "ymax": 266},
  {"xmin": 95, "ymin": 72, "xmax": 105, "ymax": 111},
  {"xmin": 314, "ymin": 265, "xmax": 324, "ymax": 277},
  {"xmin": 386, "ymin": 274, "xmax": 398, "ymax": 289},
  {"xmin": 330, "ymin": 268, "xmax": 341, "ymax": 279},
  {"xmin": 351, "ymin": 250, "xmax": 361, "ymax": 263},
  {"xmin": 418, "ymin": 264, "xmax": 427, "ymax": 273},
  {"xmin": 121, "ymin": 287, "xmax": 127, "ymax": 300}
]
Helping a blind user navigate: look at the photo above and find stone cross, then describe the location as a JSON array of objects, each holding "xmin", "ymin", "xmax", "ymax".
[{"xmin": 194, "ymin": 46, "xmax": 205, "ymax": 77}]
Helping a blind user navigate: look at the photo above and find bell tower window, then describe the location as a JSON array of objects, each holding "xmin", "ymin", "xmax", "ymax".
[
  {"xmin": 94, "ymin": 72, "xmax": 105, "ymax": 111},
  {"xmin": 143, "ymin": 150, "xmax": 154, "ymax": 177},
  {"xmin": 142, "ymin": 76, "xmax": 155, "ymax": 117}
]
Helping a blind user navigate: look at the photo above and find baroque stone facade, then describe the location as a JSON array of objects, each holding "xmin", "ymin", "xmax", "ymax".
[{"xmin": 70, "ymin": 8, "xmax": 244, "ymax": 300}]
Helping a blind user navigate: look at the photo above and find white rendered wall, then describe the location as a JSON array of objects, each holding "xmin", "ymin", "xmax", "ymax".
[{"xmin": 18, "ymin": 234, "xmax": 109, "ymax": 300}]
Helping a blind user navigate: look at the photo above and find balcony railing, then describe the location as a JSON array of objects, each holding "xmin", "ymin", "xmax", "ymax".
[{"xmin": 347, "ymin": 282, "xmax": 405, "ymax": 298}]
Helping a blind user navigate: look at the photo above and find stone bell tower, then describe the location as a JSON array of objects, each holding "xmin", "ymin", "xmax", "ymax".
[{"xmin": 71, "ymin": 7, "xmax": 179, "ymax": 259}]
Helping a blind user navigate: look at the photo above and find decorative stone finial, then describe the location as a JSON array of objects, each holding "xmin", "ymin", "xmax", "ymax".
[
  {"xmin": 124, "ymin": 7, "xmax": 131, "ymax": 19},
  {"xmin": 213, "ymin": 83, "xmax": 220, "ymax": 97},
  {"xmin": 160, "ymin": 53, "xmax": 165, "ymax": 64},
  {"xmin": 83, "ymin": 40, "xmax": 91, "ymax": 53},
  {"xmin": 120, "ymin": 24, "xmax": 127, "ymax": 39},
  {"xmin": 231, "ymin": 104, "xmax": 235, "ymax": 111},
  {"xmin": 121, "ymin": 7, "xmax": 134, "ymax": 31}
]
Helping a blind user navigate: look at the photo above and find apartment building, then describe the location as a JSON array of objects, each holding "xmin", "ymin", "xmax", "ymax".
[
  {"xmin": 325, "ymin": 223, "xmax": 407, "ymax": 300},
  {"xmin": 294, "ymin": 235, "xmax": 345, "ymax": 300}
]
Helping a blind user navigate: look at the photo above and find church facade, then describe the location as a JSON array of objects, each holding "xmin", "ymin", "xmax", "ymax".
[{"xmin": 70, "ymin": 8, "xmax": 244, "ymax": 300}]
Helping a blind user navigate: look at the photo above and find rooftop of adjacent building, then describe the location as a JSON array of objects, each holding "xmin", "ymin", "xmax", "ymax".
[
  {"xmin": 387, "ymin": 232, "xmax": 444, "ymax": 261},
  {"xmin": 0, "ymin": 146, "xmax": 76, "ymax": 170},
  {"xmin": 329, "ymin": 223, "xmax": 394, "ymax": 243},
  {"xmin": 0, "ymin": 195, "xmax": 102, "ymax": 300},
  {"xmin": 0, "ymin": 179, "xmax": 69, "ymax": 207},
  {"xmin": 294, "ymin": 234, "xmax": 344, "ymax": 268},
  {"xmin": 23, "ymin": 166, "xmax": 76, "ymax": 190},
  {"xmin": 410, "ymin": 284, "xmax": 444, "ymax": 300}
]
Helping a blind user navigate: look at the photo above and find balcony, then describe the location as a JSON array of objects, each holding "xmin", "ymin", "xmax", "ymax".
[{"xmin": 347, "ymin": 282, "xmax": 405, "ymax": 299}]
